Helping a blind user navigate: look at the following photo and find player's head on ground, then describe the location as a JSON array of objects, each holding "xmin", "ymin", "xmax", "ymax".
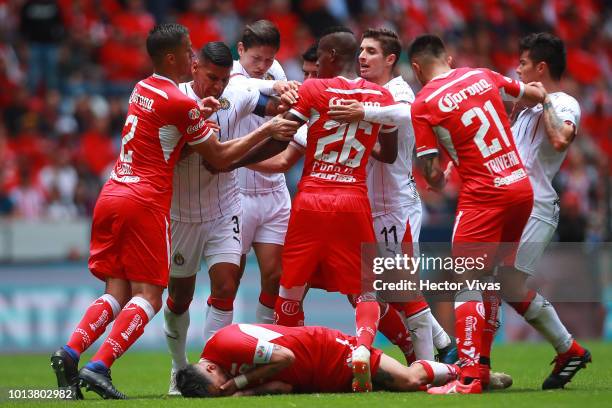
[
  {"xmin": 237, "ymin": 19, "xmax": 280, "ymax": 79},
  {"xmin": 359, "ymin": 28, "xmax": 401, "ymax": 82},
  {"xmin": 175, "ymin": 361, "xmax": 228, "ymax": 398},
  {"xmin": 408, "ymin": 34, "xmax": 452, "ymax": 85},
  {"xmin": 316, "ymin": 26, "xmax": 358, "ymax": 79},
  {"xmin": 301, "ymin": 44, "xmax": 318, "ymax": 80},
  {"xmin": 192, "ymin": 41, "xmax": 233, "ymax": 99},
  {"xmin": 517, "ymin": 32, "xmax": 566, "ymax": 83},
  {"xmin": 146, "ymin": 23, "xmax": 194, "ymax": 82}
]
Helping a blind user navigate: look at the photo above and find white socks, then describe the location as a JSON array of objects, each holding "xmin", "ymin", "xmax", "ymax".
[
  {"xmin": 203, "ymin": 305, "xmax": 233, "ymax": 343},
  {"xmin": 524, "ymin": 293, "xmax": 572, "ymax": 353},
  {"xmin": 430, "ymin": 313, "xmax": 452, "ymax": 350},
  {"xmin": 163, "ymin": 304, "xmax": 190, "ymax": 370},
  {"xmin": 405, "ymin": 309, "xmax": 435, "ymax": 361},
  {"xmin": 256, "ymin": 303, "xmax": 275, "ymax": 324}
]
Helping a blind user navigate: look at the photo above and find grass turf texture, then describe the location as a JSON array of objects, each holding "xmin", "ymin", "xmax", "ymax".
[{"xmin": 1, "ymin": 341, "xmax": 610, "ymax": 407}]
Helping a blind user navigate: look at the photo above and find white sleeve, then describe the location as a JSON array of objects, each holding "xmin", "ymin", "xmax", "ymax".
[
  {"xmin": 269, "ymin": 60, "xmax": 287, "ymax": 81},
  {"xmin": 235, "ymin": 86, "xmax": 261, "ymax": 118},
  {"xmin": 363, "ymin": 103, "xmax": 411, "ymax": 125},
  {"xmin": 289, "ymin": 124, "xmax": 307, "ymax": 151},
  {"xmin": 553, "ymin": 94, "xmax": 581, "ymax": 131},
  {"xmin": 230, "ymin": 75, "xmax": 275, "ymax": 95}
]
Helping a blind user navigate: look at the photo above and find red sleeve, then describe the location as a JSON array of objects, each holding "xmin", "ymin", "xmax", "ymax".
[
  {"xmin": 288, "ymin": 79, "xmax": 314, "ymax": 122},
  {"xmin": 379, "ymin": 88, "xmax": 398, "ymax": 133},
  {"xmin": 482, "ymin": 68, "xmax": 524, "ymax": 101},
  {"xmin": 174, "ymin": 98, "xmax": 215, "ymax": 146},
  {"xmin": 411, "ymin": 100, "xmax": 439, "ymax": 157},
  {"xmin": 201, "ymin": 325, "xmax": 276, "ymax": 366}
]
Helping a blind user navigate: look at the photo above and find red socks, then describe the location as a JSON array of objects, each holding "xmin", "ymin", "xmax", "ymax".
[
  {"xmin": 355, "ymin": 299, "xmax": 380, "ymax": 349},
  {"xmin": 274, "ymin": 296, "xmax": 304, "ymax": 326},
  {"xmin": 91, "ymin": 297, "xmax": 156, "ymax": 368},
  {"xmin": 67, "ymin": 294, "xmax": 120, "ymax": 355},
  {"xmin": 378, "ymin": 305, "xmax": 415, "ymax": 363},
  {"xmin": 207, "ymin": 296, "xmax": 234, "ymax": 311},
  {"xmin": 455, "ymin": 300, "xmax": 485, "ymax": 380}
]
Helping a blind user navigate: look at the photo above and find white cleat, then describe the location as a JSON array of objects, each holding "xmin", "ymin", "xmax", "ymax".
[
  {"xmin": 351, "ymin": 345, "xmax": 372, "ymax": 392},
  {"xmin": 488, "ymin": 371, "xmax": 513, "ymax": 390},
  {"xmin": 168, "ymin": 368, "xmax": 181, "ymax": 396}
]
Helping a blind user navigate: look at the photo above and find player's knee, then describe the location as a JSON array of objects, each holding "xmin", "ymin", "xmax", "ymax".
[{"xmin": 211, "ymin": 280, "xmax": 239, "ymax": 299}]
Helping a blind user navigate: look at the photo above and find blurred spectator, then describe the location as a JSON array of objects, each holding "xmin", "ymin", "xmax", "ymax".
[
  {"xmin": 10, "ymin": 163, "xmax": 46, "ymax": 219},
  {"xmin": 178, "ymin": 0, "xmax": 222, "ymax": 50}
]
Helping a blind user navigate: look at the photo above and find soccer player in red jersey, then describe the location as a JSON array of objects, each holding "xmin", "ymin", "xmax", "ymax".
[
  {"xmin": 175, "ymin": 323, "xmax": 459, "ymax": 396},
  {"xmin": 50, "ymin": 24, "xmax": 296, "ymax": 400},
  {"xmin": 231, "ymin": 27, "xmax": 399, "ymax": 392},
  {"xmin": 407, "ymin": 35, "xmax": 546, "ymax": 394}
]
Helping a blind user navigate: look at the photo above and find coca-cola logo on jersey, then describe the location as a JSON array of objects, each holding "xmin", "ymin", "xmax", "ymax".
[{"xmin": 438, "ymin": 79, "xmax": 492, "ymax": 112}]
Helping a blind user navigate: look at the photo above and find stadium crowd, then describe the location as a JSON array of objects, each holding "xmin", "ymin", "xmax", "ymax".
[{"xmin": 0, "ymin": 0, "xmax": 609, "ymax": 241}]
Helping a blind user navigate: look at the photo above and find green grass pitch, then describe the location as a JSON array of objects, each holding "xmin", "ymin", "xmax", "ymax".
[{"xmin": 1, "ymin": 341, "xmax": 610, "ymax": 407}]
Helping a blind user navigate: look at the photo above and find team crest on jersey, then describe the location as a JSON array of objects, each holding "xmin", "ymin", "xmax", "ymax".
[
  {"xmin": 188, "ymin": 108, "xmax": 200, "ymax": 120},
  {"xmin": 173, "ymin": 253, "xmax": 185, "ymax": 266},
  {"xmin": 264, "ymin": 72, "xmax": 275, "ymax": 80},
  {"xmin": 218, "ymin": 97, "xmax": 231, "ymax": 110}
]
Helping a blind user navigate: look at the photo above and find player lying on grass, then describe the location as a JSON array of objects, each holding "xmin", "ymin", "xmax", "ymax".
[{"xmin": 175, "ymin": 323, "xmax": 460, "ymax": 397}]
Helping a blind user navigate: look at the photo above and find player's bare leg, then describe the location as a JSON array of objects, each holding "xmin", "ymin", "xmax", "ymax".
[
  {"xmin": 372, "ymin": 354, "xmax": 459, "ymax": 391},
  {"xmin": 500, "ymin": 268, "xmax": 591, "ymax": 389},
  {"xmin": 51, "ymin": 278, "xmax": 130, "ymax": 399},
  {"xmin": 204, "ymin": 262, "xmax": 241, "ymax": 341},
  {"xmin": 253, "ymin": 242, "xmax": 283, "ymax": 324},
  {"xmin": 79, "ymin": 281, "xmax": 163, "ymax": 399},
  {"xmin": 164, "ymin": 275, "xmax": 196, "ymax": 395}
]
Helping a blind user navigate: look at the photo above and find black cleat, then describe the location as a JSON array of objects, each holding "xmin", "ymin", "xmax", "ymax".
[
  {"xmin": 50, "ymin": 348, "xmax": 83, "ymax": 400},
  {"xmin": 542, "ymin": 348, "xmax": 591, "ymax": 390},
  {"xmin": 436, "ymin": 340, "xmax": 458, "ymax": 365},
  {"xmin": 79, "ymin": 367, "xmax": 127, "ymax": 399}
]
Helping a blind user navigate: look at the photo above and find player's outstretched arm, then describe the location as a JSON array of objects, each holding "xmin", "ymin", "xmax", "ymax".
[
  {"xmin": 219, "ymin": 344, "xmax": 296, "ymax": 396},
  {"xmin": 191, "ymin": 115, "xmax": 299, "ymax": 169},
  {"xmin": 248, "ymin": 144, "xmax": 304, "ymax": 173},
  {"xmin": 375, "ymin": 128, "xmax": 398, "ymax": 164},
  {"xmin": 519, "ymin": 81, "xmax": 547, "ymax": 106},
  {"xmin": 328, "ymin": 101, "xmax": 411, "ymax": 125},
  {"xmin": 233, "ymin": 381, "xmax": 293, "ymax": 396}
]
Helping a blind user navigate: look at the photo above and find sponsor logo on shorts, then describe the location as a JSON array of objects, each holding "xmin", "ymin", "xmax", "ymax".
[
  {"xmin": 280, "ymin": 300, "xmax": 300, "ymax": 316},
  {"xmin": 173, "ymin": 253, "xmax": 185, "ymax": 266},
  {"xmin": 219, "ymin": 97, "xmax": 231, "ymax": 110}
]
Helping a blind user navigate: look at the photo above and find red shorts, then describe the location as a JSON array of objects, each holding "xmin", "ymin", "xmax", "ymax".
[
  {"xmin": 282, "ymin": 190, "xmax": 376, "ymax": 295},
  {"xmin": 452, "ymin": 199, "xmax": 533, "ymax": 267},
  {"xmin": 89, "ymin": 194, "xmax": 171, "ymax": 287}
]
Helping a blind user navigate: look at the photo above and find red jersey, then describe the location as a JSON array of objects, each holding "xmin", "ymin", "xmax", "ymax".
[
  {"xmin": 289, "ymin": 76, "xmax": 397, "ymax": 195},
  {"xmin": 201, "ymin": 324, "xmax": 381, "ymax": 393},
  {"xmin": 412, "ymin": 67, "xmax": 532, "ymax": 208},
  {"xmin": 102, "ymin": 74, "xmax": 214, "ymax": 213}
]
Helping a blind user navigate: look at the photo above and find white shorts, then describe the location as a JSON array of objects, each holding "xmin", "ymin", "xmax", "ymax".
[
  {"xmin": 515, "ymin": 216, "xmax": 556, "ymax": 275},
  {"xmin": 240, "ymin": 188, "xmax": 291, "ymax": 254},
  {"xmin": 170, "ymin": 213, "xmax": 242, "ymax": 278},
  {"xmin": 373, "ymin": 202, "xmax": 422, "ymax": 254}
]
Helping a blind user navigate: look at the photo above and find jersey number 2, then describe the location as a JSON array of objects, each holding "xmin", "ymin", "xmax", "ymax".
[
  {"xmin": 461, "ymin": 100, "xmax": 511, "ymax": 158},
  {"xmin": 120, "ymin": 114, "xmax": 138, "ymax": 163}
]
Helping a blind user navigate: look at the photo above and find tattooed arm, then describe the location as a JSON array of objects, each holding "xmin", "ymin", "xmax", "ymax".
[
  {"xmin": 541, "ymin": 96, "xmax": 576, "ymax": 152},
  {"xmin": 417, "ymin": 154, "xmax": 447, "ymax": 192}
]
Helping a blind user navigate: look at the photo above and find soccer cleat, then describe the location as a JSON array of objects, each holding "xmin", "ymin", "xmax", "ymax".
[
  {"xmin": 168, "ymin": 368, "xmax": 181, "ymax": 396},
  {"xmin": 79, "ymin": 367, "xmax": 127, "ymax": 399},
  {"xmin": 50, "ymin": 348, "xmax": 83, "ymax": 400},
  {"xmin": 436, "ymin": 341, "xmax": 458, "ymax": 364},
  {"xmin": 351, "ymin": 345, "xmax": 372, "ymax": 392},
  {"xmin": 488, "ymin": 371, "xmax": 513, "ymax": 390},
  {"xmin": 542, "ymin": 346, "xmax": 591, "ymax": 390},
  {"xmin": 427, "ymin": 379, "xmax": 483, "ymax": 395}
]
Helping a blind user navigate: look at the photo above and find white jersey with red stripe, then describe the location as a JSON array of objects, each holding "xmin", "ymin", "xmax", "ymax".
[
  {"xmin": 367, "ymin": 76, "xmax": 419, "ymax": 216},
  {"xmin": 511, "ymin": 91, "xmax": 580, "ymax": 224},
  {"xmin": 103, "ymin": 73, "xmax": 214, "ymax": 214},
  {"xmin": 412, "ymin": 67, "xmax": 532, "ymax": 209},
  {"xmin": 170, "ymin": 81, "xmax": 261, "ymax": 222},
  {"xmin": 230, "ymin": 60, "xmax": 288, "ymax": 194}
]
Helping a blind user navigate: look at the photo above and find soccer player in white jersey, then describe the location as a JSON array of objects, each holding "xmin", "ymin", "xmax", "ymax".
[
  {"xmin": 164, "ymin": 42, "xmax": 298, "ymax": 395},
  {"xmin": 228, "ymin": 20, "xmax": 297, "ymax": 324},
  {"xmin": 500, "ymin": 32, "xmax": 590, "ymax": 389}
]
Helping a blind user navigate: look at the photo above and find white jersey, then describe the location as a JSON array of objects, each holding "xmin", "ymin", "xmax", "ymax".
[
  {"xmin": 367, "ymin": 76, "xmax": 419, "ymax": 217},
  {"xmin": 230, "ymin": 60, "xmax": 288, "ymax": 194},
  {"xmin": 171, "ymin": 81, "xmax": 261, "ymax": 222},
  {"xmin": 512, "ymin": 91, "xmax": 580, "ymax": 224}
]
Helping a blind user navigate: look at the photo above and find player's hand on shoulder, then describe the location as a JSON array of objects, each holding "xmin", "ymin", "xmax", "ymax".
[
  {"xmin": 273, "ymin": 80, "xmax": 301, "ymax": 95},
  {"xmin": 527, "ymin": 81, "xmax": 547, "ymax": 104},
  {"xmin": 279, "ymin": 89, "xmax": 300, "ymax": 111},
  {"xmin": 265, "ymin": 114, "xmax": 300, "ymax": 141},
  {"xmin": 328, "ymin": 99, "xmax": 364, "ymax": 123},
  {"xmin": 198, "ymin": 96, "xmax": 221, "ymax": 118}
]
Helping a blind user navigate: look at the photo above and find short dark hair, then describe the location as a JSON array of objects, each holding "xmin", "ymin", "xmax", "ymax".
[
  {"xmin": 176, "ymin": 365, "xmax": 214, "ymax": 398},
  {"xmin": 302, "ymin": 44, "xmax": 317, "ymax": 62},
  {"xmin": 519, "ymin": 32, "xmax": 566, "ymax": 80},
  {"xmin": 362, "ymin": 28, "xmax": 402, "ymax": 67},
  {"xmin": 200, "ymin": 41, "xmax": 233, "ymax": 68},
  {"xmin": 241, "ymin": 20, "xmax": 280, "ymax": 51},
  {"xmin": 146, "ymin": 24, "xmax": 189, "ymax": 64},
  {"xmin": 408, "ymin": 34, "xmax": 446, "ymax": 61},
  {"xmin": 319, "ymin": 25, "xmax": 354, "ymax": 38}
]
